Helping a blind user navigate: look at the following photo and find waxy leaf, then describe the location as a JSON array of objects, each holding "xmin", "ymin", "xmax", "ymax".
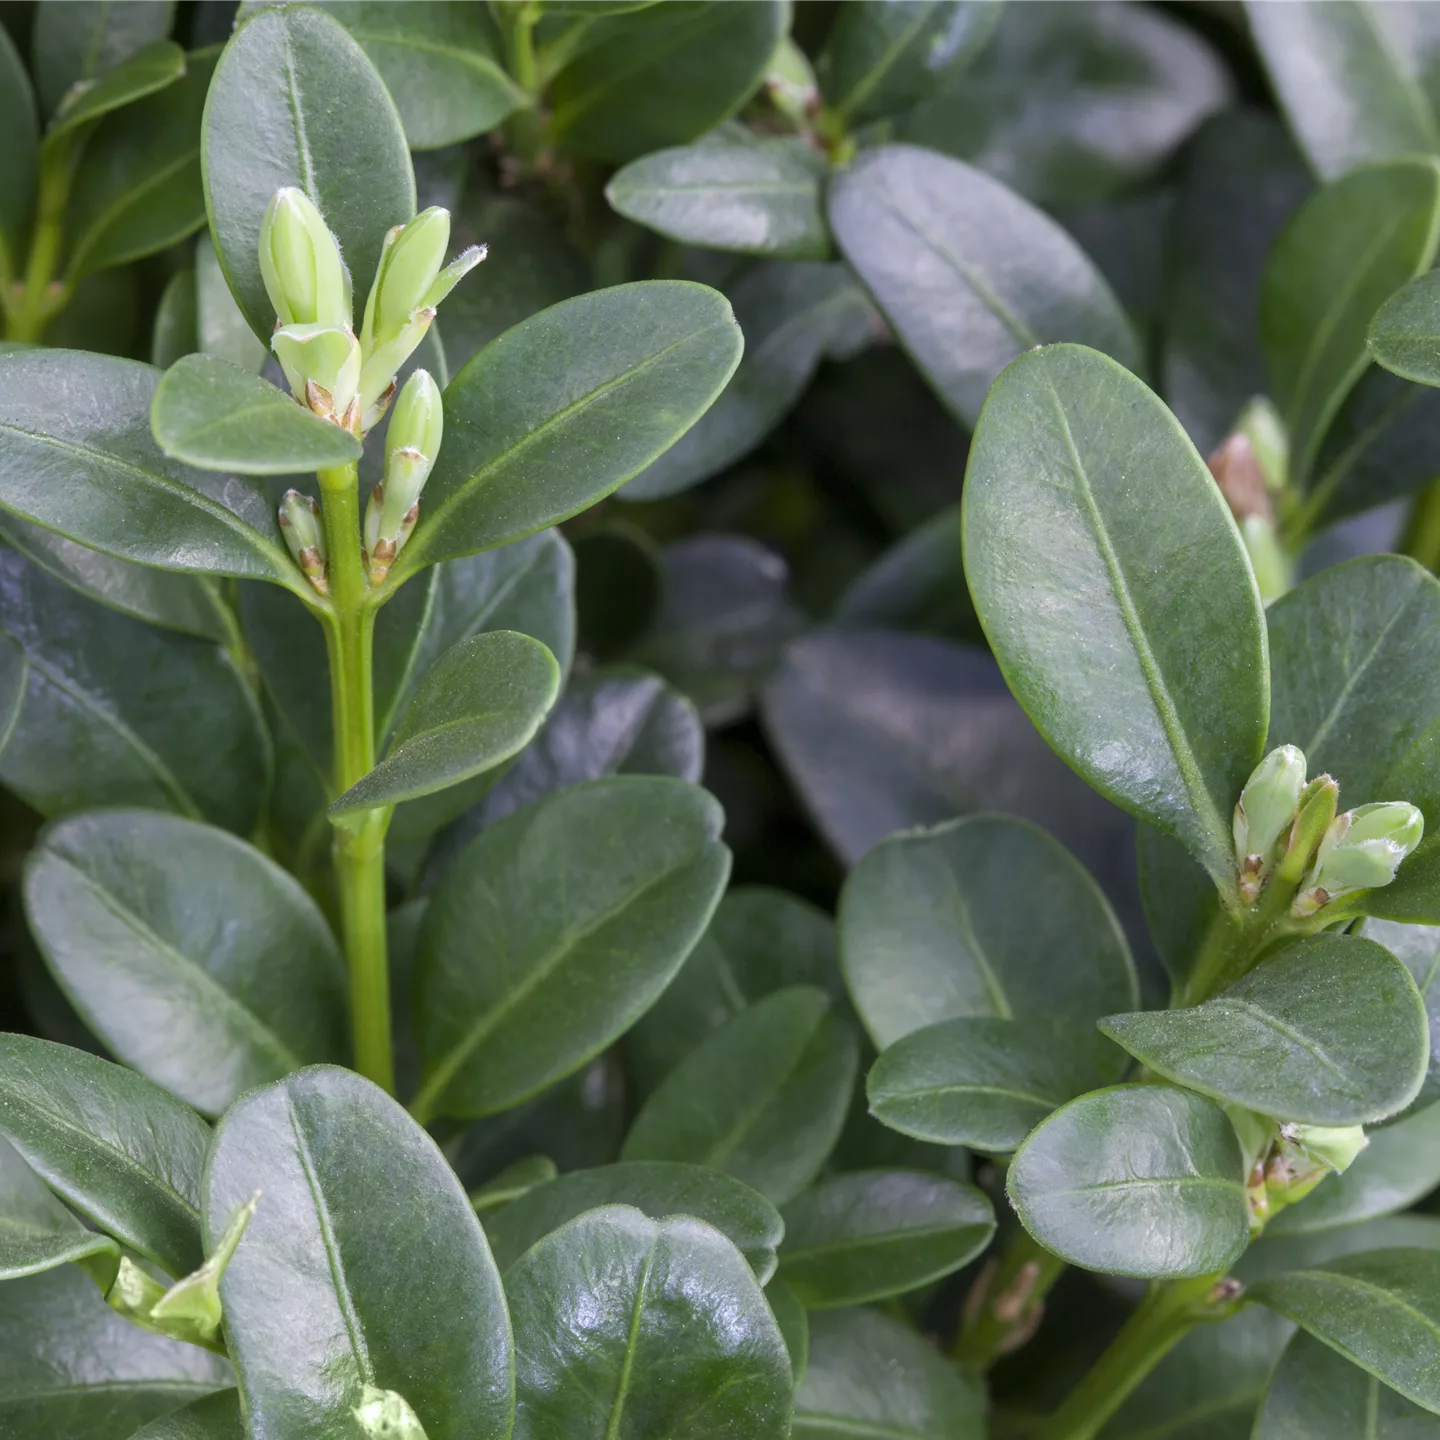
[
  {"xmin": 0, "ymin": 1134, "xmax": 119, "ymax": 1284},
  {"xmin": 777, "ymin": 1169, "xmax": 995, "ymax": 1308},
  {"xmin": 202, "ymin": 3, "xmax": 415, "ymax": 340},
  {"xmin": 1008, "ymin": 1085, "xmax": 1248, "ymax": 1278},
  {"xmin": 1362, "ymin": 917, "xmax": 1440, "ymax": 1117},
  {"xmin": 395, "ymin": 282, "xmax": 742, "ymax": 580},
  {"xmin": 206, "ymin": 1066, "xmax": 513, "ymax": 1440},
  {"xmin": 31, "ymin": 0, "xmax": 175, "ymax": 116},
  {"xmin": 151, "ymin": 354, "xmax": 361, "ymax": 474},
  {"xmin": 829, "ymin": 145, "xmax": 1138, "ymax": 428},
  {"xmin": 484, "ymin": 1160, "xmax": 783, "ymax": 1282},
  {"xmin": 1371, "ymin": 270, "xmax": 1440, "ymax": 388},
  {"xmin": 621, "ymin": 986, "xmax": 858, "ymax": 1205},
  {"xmin": 195, "ymin": 235, "xmax": 265, "ymax": 372},
  {"xmin": 413, "ymin": 776, "xmax": 730, "ymax": 1121},
  {"xmin": 333, "ymin": 631, "xmax": 559, "ymax": 815},
  {"xmin": 1253, "ymin": 1248, "xmax": 1440, "ymax": 1414},
  {"xmin": 768, "ymin": 1281, "xmax": 808, "ymax": 1385},
  {"xmin": 0, "ymin": 1034, "xmax": 209, "ymax": 1278},
  {"xmin": 840, "ymin": 814, "xmax": 1136, "ymax": 1049},
  {"xmin": 868, "ymin": 1017, "xmax": 1128, "ymax": 1154},
  {"xmin": 45, "ymin": 39, "xmax": 184, "ymax": 142},
  {"xmin": 126, "ymin": 1390, "xmax": 243, "ymax": 1440},
  {"xmin": 505, "ymin": 1205, "xmax": 792, "ymax": 1440},
  {"xmin": 606, "ymin": 140, "xmax": 828, "ymax": 261},
  {"xmin": 1100, "ymin": 936, "xmax": 1429, "ymax": 1126},
  {"xmin": 962, "ymin": 344, "xmax": 1268, "ymax": 885},
  {"xmin": 25, "ymin": 810, "xmax": 346, "ymax": 1116}
]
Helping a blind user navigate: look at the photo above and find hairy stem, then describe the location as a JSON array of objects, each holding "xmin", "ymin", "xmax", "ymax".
[{"xmin": 318, "ymin": 461, "xmax": 394, "ymax": 1094}]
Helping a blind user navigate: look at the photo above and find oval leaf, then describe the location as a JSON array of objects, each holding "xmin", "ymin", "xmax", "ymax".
[
  {"xmin": 1362, "ymin": 917, "xmax": 1440, "ymax": 1118},
  {"xmin": 45, "ymin": 39, "xmax": 185, "ymax": 141},
  {"xmin": 1371, "ymin": 269, "xmax": 1440, "ymax": 388},
  {"xmin": 0, "ymin": 1134, "xmax": 119, "ymax": 1284},
  {"xmin": 126, "ymin": 1389, "xmax": 243, "ymax": 1440}
]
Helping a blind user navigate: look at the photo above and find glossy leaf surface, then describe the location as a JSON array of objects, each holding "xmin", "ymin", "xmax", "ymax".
[
  {"xmin": 126, "ymin": 1390, "xmax": 244, "ymax": 1440},
  {"xmin": 1371, "ymin": 269, "xmax": 1440, "ymax": 388},
  {"xmin": 1362, "ymin": 917, "xmax": 1440, "ymax": 1117},
  {"xmin": 0, "ymin": 1133, "xmax": 119, "ymax": 1282},
  {"xmin": 31, "ymin": 0, "xmax": 175, "ymax": 115}
]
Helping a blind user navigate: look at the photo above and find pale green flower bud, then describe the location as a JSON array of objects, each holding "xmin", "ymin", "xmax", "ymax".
[
  {"xmin": 765, "ymin": 36, "xmax": 819, "ymax": 124},
  {"xmin": 279, "ymin": 490, "xmax": 328, "ymax": 596},
  {"xmin": 272, "ymin": 323, "xmax": 362, "ymax": 430},
  {"xmin": 1264, "ymin": 1122, "xmax": 1368, "ymax": 1213},
  {"xmin": 1287, "ymin": 1122, "xmax": 1369, "ymax": 1174},
  {"xmin": 1234, "ymin": 745, "xmax": 1306, "ymax": 900},
  {"xmin": 354, "ymin": 1386, "xmax": 428, "ymax": 1439},
  {"xmin": 356, "ymin": 307, "xmax": 436, "ymax": 416},
  {"xmin": 1294, "ymin": 801, "xmax": 1424, "ymax": 916},
  {"xmin": 364, "ymin": 370, "xmax": 441, "ymax": 585},
  {"xmin": 258, "ymin": 187, "xmax": 352, "ymax": 329}
]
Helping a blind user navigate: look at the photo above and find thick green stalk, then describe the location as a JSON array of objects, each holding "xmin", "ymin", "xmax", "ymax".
[
  {"xmin": 1400, "ymin": 477, "xmax": 1440, "ymax": 574},
  {"xmin": 954, "ymin": 1226, "xmax": 1065, "ymax": 1370},
  {"xmin": 4, "ymin": 141, "xmax": 75, "ymax": 343},
  {"xmin": 318, "ymin": 461, "xmax": 394, "ymax": 1094}
]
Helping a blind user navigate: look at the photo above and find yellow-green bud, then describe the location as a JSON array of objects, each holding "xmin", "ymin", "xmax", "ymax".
[
  {"xmin": 1264, "ymin": 1122, "xmax": 1368, "ymax": 1212},
  {"xmin": 1236, "ymin": 396, "xmax": 1288, "ymax": 494},
  {"xmin": 353, "ymin": 1386, "xmax": 428, "ymax": 1440},
  {"xmin": 364, "ymin": 370, "xmax": 442, "ymax": 586},
  {"xmin": 279, "ymin": 490, "xmax": 328, "ymax": 596},
  {"xmin": 1294, "ymin": 800, "xmax": 1424, "ymax": 917},
  {"xmin": 258, "ymin": 187, "xmax": 352, "ymax": 329},
  {"xmin": 1234, "ymin": 745, "xmax": 1306, "ymax": 901},
  {"xmin": 765, "ymin": 36, "xmax": 819, "ymax": 124},
  {"xmin": 272, "ymin": 323, "xmax": 362, "ymax": 429}
]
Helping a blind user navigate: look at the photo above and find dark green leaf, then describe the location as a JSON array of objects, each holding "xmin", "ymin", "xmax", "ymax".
[
  {"xmin": 125, "ymin": 1390, "xmax": 243, "ymax": 1440},
  {"xmin": 505, "ymin": 1205, "xmax": 792, "ymax": 1440},
  {"xmin": 153, "ymin": 269, "xmax": 198, "ymax": 369},
  {"xmin": 1138, "ymin": 824, "xmax": 1224, "ymax": 1001},
  {"xmin": 1241, "ymin": 1212, "xmax": 1440, "ymax": 1285},
  {"xmin": 1361, "ymin": 918, "xmax": 1440, "ymax": 1118},
  {"xmin": 31, "ymin": 0, "xmax": 174, "ymax": 115},
  {"xmin": 1008, "ymin": 1084, "xmax": 1249, "ymax": 1278},
  {"xmin": 830, "ymin": 145, "xmax": 1137, "ymax": 428},
  {"xmin": 398, "ymin": 282, "xmax": 741, "ymax": 580},
  {"xmin": 573, "ymin": 524, "xmax": 663, "ymax": 659},
  {"xmin": 25, "ymin": 810, "xmax": 346, "ymax": 1116},
  {"xmin": 1372, "ymin": 269, "xmax": 1440, "ymax": 387},
  {"xmin": 621, "ymin": 986, "xmax": 858, "ymax": 1204},
  {"xmin": 207, "ymin": 1066, "xmax": 512, "ymax": 1440},
  {"xmin": 412, "ymin": 776, "xmax": 730, "ymax": 1121},
  {"xmin": 768, "ymin": 1280, "xmax": 808, "ymax": 1385},
  {"xmin": 151, "ymin": 354, "xmax": 361, "ymax": 474},
  {"xmin": 45, "ymin": 38, "xmax": 183, "ymax": 140},
  {"xmin": 1262, "ymin": 159, "xmax": 1440, "ymax": 480},
  {"xmin": 0, "ymin": 630, "xmax": 23, "ymax": 753},
  {"xmin": 962, "ymin": 343, "xmax": 1268, "ymax": 884},
  {"xmin": 0, "ymin": 25, "xmax": 37, "ymax": 264},
  {"xmin": 1101, "ymin": 935, "xmax": 1428, "ymax": 1126},
  {"xmin": 840, "ymin": 814, "xmax": 1136, "ymax": 1049},
  {"xmin": 484, "ymin": 1160, "xmax": 783, "ymax": 1281},
  {"xmin": 607, "ymin": 140, "xmax": 829, "ymax": 261},
  {"xmin": 548, "ymin": 1, "xmax": 785, "ymax": 163},
  {"xmin": 868, "ymin": 1017, "xmax": 1129, "ymax": 1154},
  {"xmin": 1252, "ymin": 1248, "xmax": 1440, "ymax": 1414},
  {"xmin": 468, "ymin": 1154, "xmax": 557, "ymax": 1215},
  {"xmin": 0, "ymin": 1033, "xmax": 209, "ymax": 1278},
  {"xmin": 195, "ymin": 235, "xmax": 266, "ymax": 372},
  {"xmin": 202, "ymin": 3, "xmax": 415, "ymax": 340},
  {"xmin": 1366, "ymin": 714, "xmax": 1440, "ymax": 924},
  {"xmin": 777, "ymin": 1169, "xmax": 994, "ymax": 1308},
  {"xmin": 0, "ymin": 1134, "xmax": 119, "ymax": 1283}
]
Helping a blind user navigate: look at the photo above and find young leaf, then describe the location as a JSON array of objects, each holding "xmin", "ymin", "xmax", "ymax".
[
  {"xmin": 840, "ymin": 814, "xmax": 1135, "ymax": 1049},
  {"xmin": 1100, "ymin": 935, "xmax": 1428, "ymax": 1127},
  {"xmin": 202, "ymin": 3, "xmax": 415, "ymax": 340},
  {"xmin": 962, "ymin": 344, "xmax": 1268, "ymax": 886},
  {"xmin": 0, "ymin": 26, "xmax": 37, "ymax": 266},
  {"xmin": 484, "ymin": 1160, "xmax": 783, "ymax": 1282},
  {"xmin": 125, "ymin": 1389, "xmax": 243, "ymax": 1440},
  {"xmin": 44, "ymin": 38, "xmax": 184, "ymax": 141},
  {"xmin": 1371, "ymin": 269, "xmax": 1440, "ymax": 388},
  {"xmin": 776, "ymin": 1169, "xmax": 995, "ymax": 1309},
  {"xmin": 829, "ymin": 145, "xmax": 1138, "ymax": 429},
  {"xmin": 31, "ymin": 0, "xmax": 175, "ymax": 115},
  {"xmin": 1252, "ymin": 1248, "xmax": 1440, "ymax": 1414},
  {"xmin": 394, "ymin": 282, "xmax": 742, "ymax": 581},
  {"xmin": 506, "ymin": 1205, "xmax": 791, "ymax": 1440},
  {"xmin": 0, "ymin": 1134, "xmax": 119, "ymax": 1285},
  {"xmin": 621, "ymin": 986, "xmax": 858, "ymax": 1205},
  {"xmin": 0, "ymin": 1034, "xmax": 209, "ymax": 1278},
  {"xmin": 334, "ymin": 631, "xmax": 559, "ymax": 816},
  {"xmin": 469, "ymin": 1155, "xmax": 557, "ymax": 1215},
  {"xmin": 606, "ymin": 140, "xmax": 829, "ymax": 261},
  {"xmin": 412, "ymin": 776, "xmax": 730, "ymax": 1121},
  {"xmin": 208, "ymin": 1068, "xmax": 512, "ymax": 1436},
  {"xmin": 25, "ymin": 810, "xmax": 347, "ymax": 1116},
  {"xmin": 1008, "ymin": 1085, "xmax": 1249, "ymax": 1278},
  {"xmin": 1261, "ymin": 159, "xmax": 1440, "ymax": 480}
]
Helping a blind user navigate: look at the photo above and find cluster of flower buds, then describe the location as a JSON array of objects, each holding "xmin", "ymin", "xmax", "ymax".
[
  {"xmin": 258, "ymin": 188, "xmax": 483, "ymax": 436},
  {"xmin": 1232, "ymin": 744, "xmax": 1423, "ymax": 917},
  {"xmin": 279, "ymin": 489, "xmax": 328, "ymax": 596},
  {"xmin": 1237, "ymin": 1110, "xmax": 1368, "ymax": 1230},
  {"xmin": 363, "ymin": 369, "xmax": 441, "ymax": 586}
]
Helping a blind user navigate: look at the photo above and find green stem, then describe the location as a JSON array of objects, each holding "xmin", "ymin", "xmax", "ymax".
[
  {"xmin": 4, "ymin": 140, "xmax": 75, "ymax": 343},
  {"xmin": 1401, "ymin": 477, "xmax": 1440, "ymax": 574},
  {"xmin": 505, "ymin": 0, "xmax": 546, "ymax": 167},
  {"xmin": 318, "ymin": 462, "xmax": 394, "ymax": 1094},
  {"xmin": 954, "ymin": 1227, "xmax": 1065, "ymax": 1370}
]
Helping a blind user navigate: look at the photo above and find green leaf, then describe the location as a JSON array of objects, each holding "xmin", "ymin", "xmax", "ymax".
[
  {"xmin": 621, "ymin": 986, "xmax": 858, "ymax": 1204},
  {"xmin": 1246, "ymin": 0, "xmax": 1440, "ymax": 182},
  {"xmin": 469, "ymin": 1154, "xmax": 557, "ymax": 1215},
  {"xmin": 0, "ymin": 1033, "xmax": 209, "ymax": 1278},
  {"xmin": 45, "ymin": 39, "xmax": 184, "ymax": 142},
  {"xmin": 1256, "ymin": 1328, "xmax": 1440, "ymax": 1438},
  {"xmin": 793, "ymin": 1306, "xmax": 985, "ymax": 1440},
  {"xmin": 202, "ymin": 3, "xmax": 415, "ymax": 341},
  {"xmin": 195, "ymin": 235, "xmax": 266, "ymax": 372},
  {"xmin": 606, "ymin": 140, "xmax": 828, "ymax": 261},
  {"xmin": 0, "ymin": 25, "xmax": 38, "ymax": 265},
  {"xmin": 25, "ymin": 810, "xmax": 346, "ymax": 1117},
  {"xmin": 1100, "ymin": 935, "xmax": 1428, "ymax": 1126},
  {"xmin": 868, "ymin": 1017, "xmax": 1128, "ymax": 1154},
  {"xmin": 334, "ymin": 630, "xmax": 559, "ymax": 815},
  {"xmin": 31, "ymin": 0, "xmax": 174, "ymax": 116},
  {"xmin": 1138, "ymin": 825, "xmax": 1226, "ymax": 1002},
  {"xmin": 1243, "ymin": 1213, "xmax": 1440, "ymax": 1285},
  {"xmin": 1263, "ymin": 159, "xmax": 1440, "ymax": 480},
  {"xmin": 395, "ymin": 282, "xmax": 742, "ymax": 581},
  {"xmin": 547, "ymin": 1, "xmax": 786, "ymax": 163},
  {"xmin": 125, "ymin": 1390, "xmax": 243, "ymax": 1440},
  {"xmin": 306, "ymin": 0, "xmax": 524, "ymax": 148},
  {"xmin": 962, "ymin": 344, "xmax": 1268, "ymax": 884},
  {"xmin": 1366, "ymin": 713, "xmax": 1440, "ymax": 923},
  {"xmin": 830, "ymin": 145, "xmax": 1137, "ymax": 429},
  {"xmin": 1253, "ymin": 1248, "xmax": 1440, "ymax": 1414},
  {"xmin": 818, "ymin": 1, "xmax": 1001, "ymax": 125},
  {"xmin": 412, "ymin": 776, "xmax": 730, "ymax": 1121},
  {"xmin": 153, "ymin": 269, "xmax": 198, "ymax": 369},
  {"xmin": 1371, "ymin": 270, "xmax": 1440, "ymax": 388},
  {"xmin": 0, "ymin": 1267, "xmax": 227, "ymax": 1439},
  {"xmin": 777, "ymin": 1169, "xmax": 994, "ymax": 1308},
  {"xmin": 1361, "ymin": 917, "xmax": 1440, "ymax": 1118},
  {"xmin": 574, "ymin": 524, "xmax": 663, "ymax": 659},
  {"xmin": 484, "ymin": 1160, "xmax": 783, "ymax": 1281},
  {"xmin": 768, "ymin": 1280, "xmax": 808, "ymax": 1385},
  {"xmin": 506, "ymin": 1204, "xmax": 792, "ymax": 1440},
  {"xmin": 840, "ymin": 814, "xmax": 1136, "ymax": 1049},
  {"xmin": 1008, "ymin": 1084, "xmax": 1249, "ymax": 1278},
  {"xmin": 206, "ymin": 1066, "xmax": 513, "ymax": 1440},
  {"xmin": 151, "ymin": 354, "xmax": 362, "ymax": 475},
  {"xmin": 622, "ymin": 263, "xmax": 873, "ymax": 501},
  {"xmin": 0, "ymin": 1133, "xmax": 119, "ymax": 1284},
  {"xmin": 0, "ymin": 350, "xmax": 305, "ymax": 590},
  {"xmin": 0, "ymin": 545, "xmax": 269, "ymax": 833}
]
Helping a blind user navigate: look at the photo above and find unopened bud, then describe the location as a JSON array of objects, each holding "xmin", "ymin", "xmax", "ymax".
[
  {"xmin": 364, "ymin": 370, "xmax": 441, "ymax": 586},
  {"xmin": 1237, "ymin": 397, "xmax": 1288, "ymax": 494},
  {"xmin": 354, "ymin": 1386, "xmax": 428, "ymax": 1440},
  {"xmin": 1274, "ymin": 773, "xmax": 1339, "ymax": 891},
  {"xmin": 1234, "ymin": 745, "xmax": 1306, "ymax": 901},
  {"xmin": 1294, "ymin": 801, "xmax": 1424, "ymax": 916},
  {"xmin": 272, "ymin": 324, "xmax": 362, "ymax": 430},
  {"xmin": 279, "ymin": 490, "xmax": 329, "ymax": 596},
  {"xmin": 258, "ymin": 188, "xmax": 352, "ymax": 329},
  {"xmin": 356, "ymin": 307, "xmax": 436, "ymax": 416},
  {"xmin": 1264, "ymin": 1123, "xmax": 1368, "ymax": 1212},
  {"xmin": 765, "ymin": 36, "xmax": 820, "ymax": 124}
]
